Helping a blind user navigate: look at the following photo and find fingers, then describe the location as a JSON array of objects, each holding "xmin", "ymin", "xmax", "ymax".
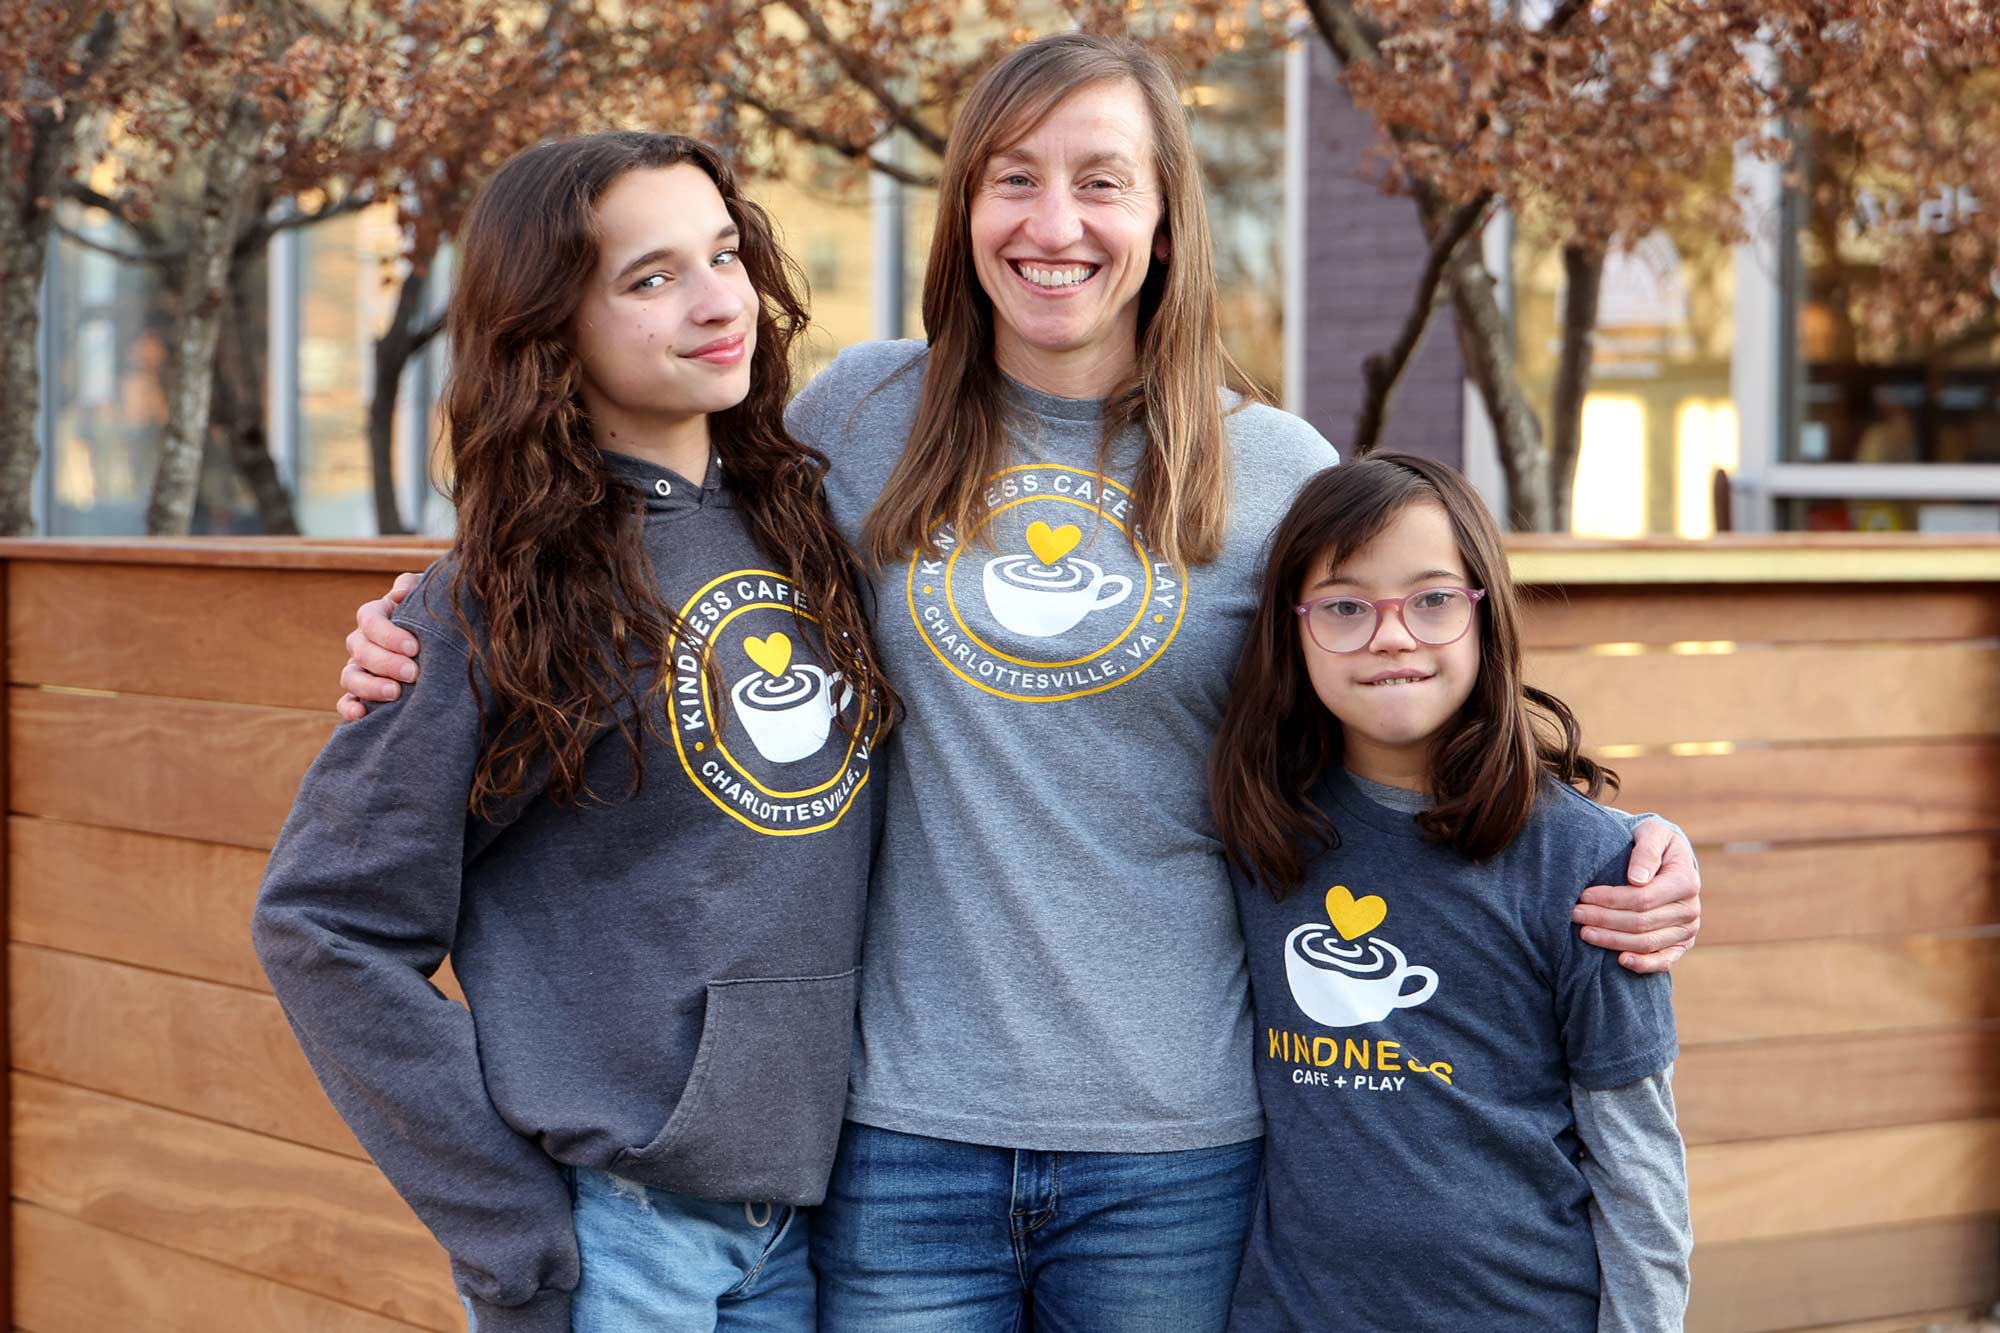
[
  {"xmin": 388, "ymin": 571, "xmax": 419, "ymax": 603},
  {"xmin": 1571, "ymin": 895, "xmax": 1699, "ymax": 937},
  {"xmin": 341, "ymin": 654, "xmax": 403, "ymax": 703},
  {"xmin": 1625, "ymin": 818, "xmax": 1674, "ymax": 883},
  {"xmin": 353, "ymin": 600, "xmax": 421, "ymax": 666},
  {"xmin": 336, "ymin": 692, "xmax": 369, "ymax": 723},
  {"xmin": 1578, "ymin": 919, "xmax": 1698, "ymax": 956},
  {"xmin": 1617, "ymin": 943, "xmax": 1690, "ymax": 974},
  {"xmin": 1576, "ymin": 878, "xmax": 1681, "ymax": 913}
]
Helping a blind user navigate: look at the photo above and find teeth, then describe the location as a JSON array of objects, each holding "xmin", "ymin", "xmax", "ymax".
[
  {"xmin": 1019, "ymin": 263, "xmax": 1094, "ymax": 288},
  {"xmin": 1364, "ymin": 677, "xmax": 1428, "ymax": 687}
]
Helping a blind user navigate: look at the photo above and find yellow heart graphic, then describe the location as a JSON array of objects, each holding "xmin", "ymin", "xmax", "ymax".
[
  {"xmin": 1325, "ymin": 885, "xmax": 1388, "ymax": 941},
  {"xmin": 743, "ymin": 632, "xmax": 793, "ymax": 679},
  {"xmin": 1025, "ymin": 520, "xmax": 1081, "ymax": 567}
]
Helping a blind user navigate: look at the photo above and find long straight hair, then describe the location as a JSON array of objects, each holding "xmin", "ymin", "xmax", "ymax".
[
  {"xmin": 440, "ymin": 131, "xmax": 895, "ymax": 818},
  {"xmin": 861, "ymin": 31, "xmax": 1251, "ymax": 570},
  {"xmin": 1208, "ymin": 454, "xmax": 1614, "ymax": 895}
]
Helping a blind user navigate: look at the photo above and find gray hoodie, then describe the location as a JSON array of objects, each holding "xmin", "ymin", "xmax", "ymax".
[{"xmin": 253, "ymin": 450, "xmax": 880, "ymax": 1333}]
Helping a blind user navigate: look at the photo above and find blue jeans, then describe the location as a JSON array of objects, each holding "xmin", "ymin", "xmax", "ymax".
[
  {"xmin": 567, "ymin": 1166, "xmax": 815, "ymax": 1331},
  {"xmin": 811, "ymin": 1122, "xmax": 1263, "ymax": 1332}
]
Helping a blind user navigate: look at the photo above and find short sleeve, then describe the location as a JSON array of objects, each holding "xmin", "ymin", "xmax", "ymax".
[
  {"xmin": 1557, "ymin": 844, "xmax": 1680, "ymax": 1090},
  {"xmin": 785, "ymin": 361, "xmax": 837, "ymax": 449}
]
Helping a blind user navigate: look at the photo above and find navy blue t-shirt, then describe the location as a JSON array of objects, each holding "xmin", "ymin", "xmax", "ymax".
[{"xmin": 1227, "ymin": 769, "xmax": 1678, "ymax": 1333}]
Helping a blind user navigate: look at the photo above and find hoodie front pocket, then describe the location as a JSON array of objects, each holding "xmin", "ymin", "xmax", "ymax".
[{"xmin": 614, "ymin": 968, "xmax": 856, "ymax": 1206}]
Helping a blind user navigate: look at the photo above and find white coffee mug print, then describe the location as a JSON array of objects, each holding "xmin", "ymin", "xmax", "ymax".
[
  {"xmin": 731, "ymin": 632, "xmax": 853, "ymax": 765},
  {"xmin": 981, "ymin": 520, "xmax": 1132, "ymax": 639},
  {"xmin": 1284, "ymin": 886, "xmax": 1438, "ymax": 1028}
]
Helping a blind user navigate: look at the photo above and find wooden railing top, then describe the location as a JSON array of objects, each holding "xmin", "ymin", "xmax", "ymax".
[{"xmin": 0, "ymin": 533, "xmax": 1997, "ymax": 584}]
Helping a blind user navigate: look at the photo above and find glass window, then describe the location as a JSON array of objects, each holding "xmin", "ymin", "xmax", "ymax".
[
  {"xmin": 758, "ymin": 148, "xmax": 876, "ymax": 381},
  {"xmin": 45, "ymin": 205, "xmax": 172, "ymax": 535},
  {"xmin": 1188, "ymin": 35, "xmax": 1287, "ymax": 401},
  {"xmin": 1513, "ymin": 169, "xmax": 1740, "ymax": 537},
  {"xmin": 294, "ymin": 201, "xmax": 421, "ymax": 534},
  {"xmin": 1791, "ymin": 129, "xmax": 2000, "ymax": 470}
]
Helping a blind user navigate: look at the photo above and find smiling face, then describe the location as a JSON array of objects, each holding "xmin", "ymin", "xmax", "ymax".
[
  {"xmin": 571, "ymin": 163, "xmax": 756, "ymax": 455},
  {"xmin": 968, "ymin": 79, "xmax": 1167, "ymax": 395},
  {"xmin": 1298, "ymin": 500, "xmax": 1483, "ymax": 791}
]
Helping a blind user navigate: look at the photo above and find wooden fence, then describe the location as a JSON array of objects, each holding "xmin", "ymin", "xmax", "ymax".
[{"xmin": 3, "ymin": 534, "xmax": 1997, "ymax": 1332}]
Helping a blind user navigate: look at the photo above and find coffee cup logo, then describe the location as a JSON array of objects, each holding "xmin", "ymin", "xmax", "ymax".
[
  {"xmin": 981, "ymin": 521, "xmax": 1134, "ymax": 639},
  {"xmin": 1285, "ymin": 885, "xmax": 1438, "ymax": 1028},
  {"xmin": 730, "ymin": 631, "xmax": 854, "ymax": 765}
]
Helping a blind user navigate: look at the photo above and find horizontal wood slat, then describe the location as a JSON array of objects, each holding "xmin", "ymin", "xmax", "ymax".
[
  {"xmin": 1610, "ymin": 741, "xmax": 2000, "ymax": 844},
  {"xmin": 1676, "ymin": 1026, "xmax": 2000, "ymax": 1145},
  {"xmin": 1686, "ymin": 1215, "xmax": 2000, "ymax": 1333},
  {"xmin": 9, "ymin": 944, "xmax": 365, "ymax": 1158},
  {"xmin": 1692, "ymin": 835, "xmax": 2000, "ymax": 947},
  {"xmin": 6, "ymin": 818, "xmax": 464, "ymax": 1003},
  {"xmin": 1673, "ymin": 935, "xmax": 2000, "ymax": 1045},
  {"xmin": 1520, "ymin": 584, "xmax": 2000, "ymax": 648},
  {"xmin": 1687, "ymin": 1118, "xmax": 2000, "ymax": 1246},
  {"xmin": 11, "ymin": 1074, "xmax": 457, "ymax": 1329},
  {"xmin": 1531, "ymin": 643, "xmax": 2000, "ymax": 748},
  {"xmin": 13, "ymin": 1202, "xmax": 440, "ymax": 1333},
  {"xmin": 7, "ymin": 562, "xmax": 399, "ymax": 711},
  {"xmin": 10, "ymin": 817, "xmax": 269, "ymax": 989},
  {"xmin": 7, "ymin": 688, "xmax": 331, "ymax": 848}
]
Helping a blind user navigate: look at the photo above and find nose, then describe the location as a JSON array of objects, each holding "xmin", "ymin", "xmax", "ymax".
[
  {"xmin": 1366, "ymin": 602, "xmax": 1419, "ymax": 654},
  {"xmin": 1022, "ymin": 187, "xmax": 1083, "ymax": 252},
  {"xmin": 687, "ymin": 264, "xmax": 749, "ymax": 327}
]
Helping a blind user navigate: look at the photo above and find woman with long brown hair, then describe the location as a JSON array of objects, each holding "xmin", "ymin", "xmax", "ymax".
[
  {"xmin": 255, "ymin": 131, "xmax": 893, "ymax": 1330},
  {"xmin": 334, "ymin": 34, "xmax": 1703, "ymax": 1329}
]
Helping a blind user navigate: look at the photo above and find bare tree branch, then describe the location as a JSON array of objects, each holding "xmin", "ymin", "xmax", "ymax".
[
  {"xmin": 62, "ymin": 181, "xmax": 170, "ymax": 251},
  {"xmin": 52, "ymin": 219, "xmax": 179, "ymax": 265},
  {"xmin": 775, "ymin": 0, "xmax": 948, "ymax": 158},
  {"xmin": 723, "ymin": 80, "xmax": 938, "ymax": 187},
  {"xmin": 234, "ymin": 187, "xmax": 376, "ymax": 254},
  {"xmin": 1352, "ymin": 191, "xmax": 1495, "ymax": 456}
]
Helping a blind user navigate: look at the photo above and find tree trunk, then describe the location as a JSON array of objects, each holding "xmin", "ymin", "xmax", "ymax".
[
  {"xmin": 0, "ymin": 161, "xmax": 50, "ymax": 536},
  {"xmin": 212, "ymin": 245, "xmax": 298, "ymax": 533},
  {"xmin": 1415, "ymin": 186, "xmax": 1551, "ymax": 531},
  {"xmin": 367, "ymin": 251, "xmax": 439, "ymax": 536},
  {"xmin": 147, "ymin": 98, "xmax": 262, "ymax": 535},
  {"xmin": 1547, "ymin": 244, "xmax": 1604, "ymax": 533},
  {"xmin": 0, "ymin": 12, "xmax": 118, "ymax": 536}
]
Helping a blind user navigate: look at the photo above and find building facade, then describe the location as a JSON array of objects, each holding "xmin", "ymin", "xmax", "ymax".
[{"xmin": 26, "ymin": 30, "xmax": 2000, "ymax": 537}]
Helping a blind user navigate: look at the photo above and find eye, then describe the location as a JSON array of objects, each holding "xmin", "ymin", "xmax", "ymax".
[
  {"xmin": 1413, "ymin": 589, "xmax": 1455, "ymax": 611},
  {"xmin": 633, "ymin": 273, "xmax": 668, "ymax": 291},
  {"xmin": 1326, "ymin": 598, "xmax": 1372, "ymax": 620},
  {"xmin": 1083, "ymin": 177, "xmax": 1120, "ymax": 192},
  {"xmin": 997, "ymin": 172, "xmax": 1033, "ymax": 188},
  {"xmin": 712, "ymin": 248, "xmax": 739, "ymax": 267}
]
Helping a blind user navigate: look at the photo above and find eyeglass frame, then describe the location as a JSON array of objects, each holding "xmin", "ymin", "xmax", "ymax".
[{"xmin": 1293, "ymin": 586, "xmax": 1488, "ymax": 655}]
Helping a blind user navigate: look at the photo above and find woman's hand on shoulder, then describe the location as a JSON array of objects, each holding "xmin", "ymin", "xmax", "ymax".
[
  {"xmin": 1573, "ymin": 819, "xmax": 1701, "ymax": 975},
  {"xmin": 337, "ymin": 573, "xmax": 423, "ymax": 722}
]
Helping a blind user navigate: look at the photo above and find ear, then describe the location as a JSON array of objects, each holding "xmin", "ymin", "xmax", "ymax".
[{"xmin": 1153, "ymin": 231, "xmax": 1171, "ymax": 263}]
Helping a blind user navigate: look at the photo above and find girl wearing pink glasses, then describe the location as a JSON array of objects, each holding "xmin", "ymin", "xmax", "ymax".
[{"xmin": 1208, "ymin": 453, "xmax": 1690, "ymax": 1332}]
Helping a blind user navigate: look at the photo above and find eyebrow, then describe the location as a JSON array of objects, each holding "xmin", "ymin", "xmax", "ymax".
[
  {"xmin": 1311, "ymin": 568, "xmax": 1464, "ymax": 591},
  {"xmin": 612, "ymin": 223, "xmax": 739, "ymax": 282}
]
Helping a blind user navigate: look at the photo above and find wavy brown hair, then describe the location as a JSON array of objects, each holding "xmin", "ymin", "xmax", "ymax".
[
  {"xmin": 860, "ymin": 31, "xmax": 1255, "ymax": 570},
  {"xmin": 436, "ymin": 131, "xmax": 894, "ymax": 818},
  {"xmin": 1209, "ymin": 454, "xmax": 1614, "ymax": 895}
]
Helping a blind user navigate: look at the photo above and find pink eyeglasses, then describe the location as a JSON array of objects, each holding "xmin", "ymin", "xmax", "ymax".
[{"xmin": 1295, "ymin": 587, "xmax": 1486, "ymax": 654}]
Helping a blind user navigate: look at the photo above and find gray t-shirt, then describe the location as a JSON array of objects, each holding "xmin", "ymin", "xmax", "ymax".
[
  {"xmin": 786, "ymin": 339, "xmax": 1338, "ymax": 1151},
  {"xmin": 1227, "ymin": 769, "xmax": 1682, "ymax": 1331}
]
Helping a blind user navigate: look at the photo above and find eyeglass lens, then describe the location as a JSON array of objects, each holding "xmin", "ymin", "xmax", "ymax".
[{"xmin": 1309, "ymin": 589, "xmax": 1474, "ymax": 653}]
